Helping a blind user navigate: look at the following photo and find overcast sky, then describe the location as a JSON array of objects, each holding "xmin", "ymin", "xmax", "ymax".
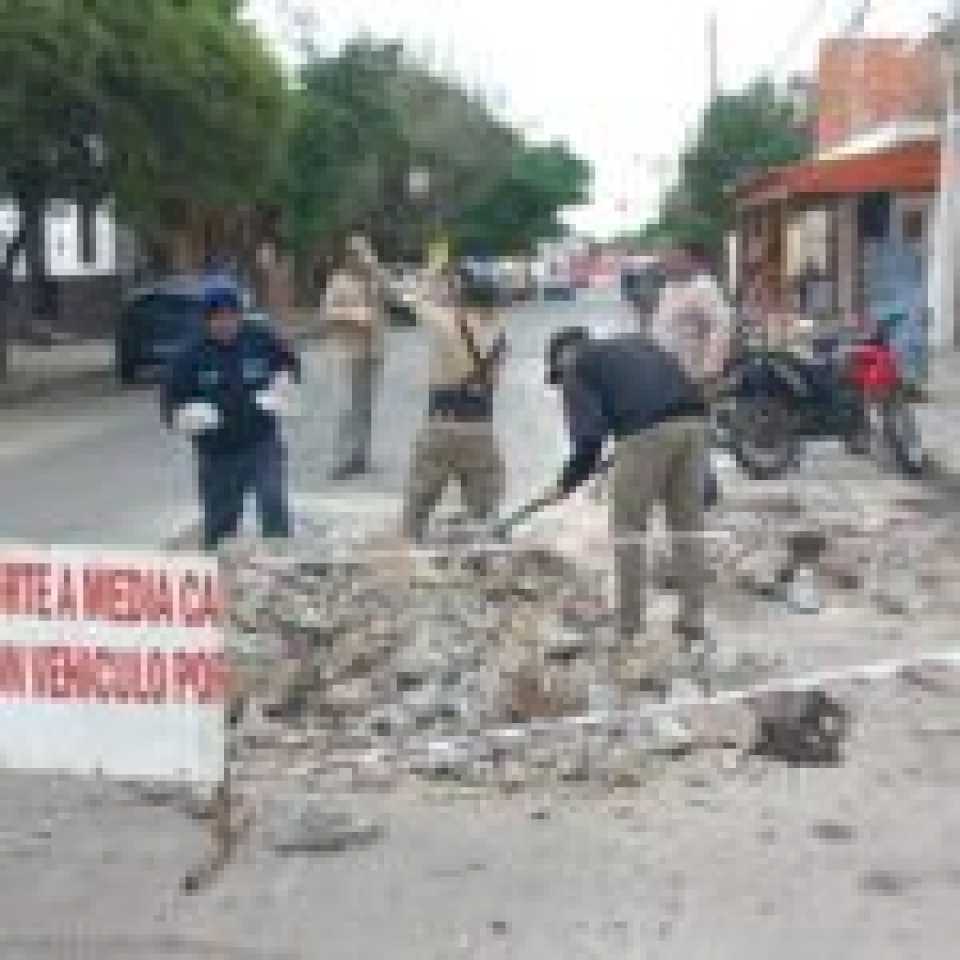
[{"xmin": 247, "ymin": 0, "xmax": 951, "ymax": 238}]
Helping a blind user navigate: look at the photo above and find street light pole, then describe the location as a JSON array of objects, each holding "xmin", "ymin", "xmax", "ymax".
[
  {"xmin": 937, "ymin": 4, "xmax": 960, "ymax": 350},
  {"xmin": 707, "ymin": 10, "xmax": 719, "ymax": 102},
  {"xmin": 950, "ymin": 4, "xmax": 960, "ymax": 349}
]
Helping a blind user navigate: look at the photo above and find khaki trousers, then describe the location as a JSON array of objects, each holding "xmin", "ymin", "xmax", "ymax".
[
  {"xmin": 402, "ymin": 420, "xmax": 504, "ymax": 539},
  {"xmin": 612, "ymin": 416, "xmax": 707, "ymax": 683},
  {"xmin": 335, "ymin": 350, "xmax": 382, "ymax": 472}
]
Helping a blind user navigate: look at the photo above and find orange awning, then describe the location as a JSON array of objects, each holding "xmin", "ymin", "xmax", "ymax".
[{"xmin": 736, "ymin": 140, "xmax": 940, "ymax": 209}]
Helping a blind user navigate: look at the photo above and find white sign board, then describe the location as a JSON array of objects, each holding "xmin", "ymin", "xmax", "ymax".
[{"xmin": 0, "ymin": 545, "xmax": 225, "ymax": 783}]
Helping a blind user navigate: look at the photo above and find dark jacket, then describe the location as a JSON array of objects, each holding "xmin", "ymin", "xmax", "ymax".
[
  {"xmin": 558, "ymin": 335, "xmax": 705, "ymax": 493},
  {"xmin": 164, "ymin": 323, "xmax": 300, "ymax": 453}
]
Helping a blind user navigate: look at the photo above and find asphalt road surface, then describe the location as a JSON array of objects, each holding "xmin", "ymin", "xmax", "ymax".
[{"xmin": 0, "ymin": 288, "xmax": 633, "ymax": 549}]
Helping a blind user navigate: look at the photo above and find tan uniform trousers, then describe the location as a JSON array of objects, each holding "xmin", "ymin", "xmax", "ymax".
[
  {"xmin": 612, "ymin": 416, "xmax": 707, "ymax": 684},
  {"xmin": 403, "ymin": 419, "xmax": 505, "ymax": 539}
]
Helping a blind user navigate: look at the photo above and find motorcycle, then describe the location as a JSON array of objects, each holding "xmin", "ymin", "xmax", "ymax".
[{"xmin": 718, "ymin": 332, "xmax": 924, "ymax": 479}]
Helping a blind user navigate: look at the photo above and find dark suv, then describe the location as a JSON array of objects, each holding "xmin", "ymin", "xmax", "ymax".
[{"xmin": 115, "ymin": 275, "xmax": 251, "ymax": 384}]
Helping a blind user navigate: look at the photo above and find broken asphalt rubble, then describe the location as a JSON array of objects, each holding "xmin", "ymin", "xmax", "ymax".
[
  {"xmin": 212, "ymin": 493, "xmax": 960, "ymax": 802},
  {"xmin": 151, "ymin": 487, "xmax": 960, "ymax": 874}
]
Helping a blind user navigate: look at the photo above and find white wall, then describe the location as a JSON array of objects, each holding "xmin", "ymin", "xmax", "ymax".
[{"xmin": 0, "ymin": 199, "xmax": 117, "ymax": 279}]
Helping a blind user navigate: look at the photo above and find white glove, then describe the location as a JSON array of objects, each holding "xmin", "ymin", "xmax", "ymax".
[
  {"xmin": 255, "ymin": 371, "xmax": 300, "ymax": 418},
  {"xmin": 174, "ymin": 401, "xmax": 221, "ymax": 435}
]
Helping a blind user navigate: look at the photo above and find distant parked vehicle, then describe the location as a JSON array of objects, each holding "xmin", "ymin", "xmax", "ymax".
[
  {"xmin": 498, "ymin": 258, "xmax": 536, "ymax": 303},
  {"xmin": 620, "ymin": 257, "xmax": 666, "ymax": 314},
  {"xmin": 540, "ymin": 258, "xmax": 576, "ymax": 301},
  {"xmin": 384, "ymin": 265, "xmax": 419, "ymax": 327},
  {"xmin": 115, "ymin": 274, "xmax": 255, "ymax": 385}
]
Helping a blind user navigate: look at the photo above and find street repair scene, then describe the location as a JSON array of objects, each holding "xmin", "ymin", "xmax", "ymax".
[{"xmin": 3, "ymin": 2, "xmax": 960, "ymax": 958}]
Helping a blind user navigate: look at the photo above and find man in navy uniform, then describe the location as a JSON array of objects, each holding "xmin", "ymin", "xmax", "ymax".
[{"xmin": 164, "ymin": 284, "xmax": 301, "ymax": 551}]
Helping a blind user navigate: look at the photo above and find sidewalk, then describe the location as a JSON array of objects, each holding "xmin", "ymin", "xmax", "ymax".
[
  {"xmin": 916, "ymin": 349, "xmax": 960, "ymax": 475},
  {"xmin": 0, "ymin": 339, "xmax": 116, "ymax": 405}
]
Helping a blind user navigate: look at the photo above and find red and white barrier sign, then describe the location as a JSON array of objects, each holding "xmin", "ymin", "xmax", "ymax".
[{"xmin": 0, "ymin": 545, "xmax": 226, "ymax": 783}]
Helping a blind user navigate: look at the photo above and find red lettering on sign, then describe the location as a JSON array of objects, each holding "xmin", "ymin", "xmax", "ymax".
[
  {"xmin": 81, "ymin": 568, "xmax": 111, "ymax": 622},
  {"xmin": 1, "ymin": 559, "xmax": 218, "ymax": 629},
  {"xmin": 4, "ymin": 647, "xmax": 225, "ymax": 704},
  {"xmin": 0, "ymin": 648, "xmax": 28, "ymax": 696},
  {"xmin": 56, "ymin": 567, "xmax": 79, "ymax": 620},
  {"xmin": 0, "ymin": 562, "xmax": 53, "ymax": 618},
  {"xmin": 180, "ymin": 572, "xmax": 222, "ymax": 629}
]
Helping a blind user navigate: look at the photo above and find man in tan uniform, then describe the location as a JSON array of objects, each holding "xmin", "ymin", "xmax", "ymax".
[
  {"xmin": 340, "ymin": 240, "xmax": 507, "ymax": 540},
  {"xmin": 402, "ymin": 261, "xmax": 507, "ymax": 540},
  {"xmin": 324, "ymin": 237, "xmax": 386, "ymax": 480}
]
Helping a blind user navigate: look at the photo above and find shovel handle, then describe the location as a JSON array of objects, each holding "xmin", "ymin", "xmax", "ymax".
[
  {"xmin": 493, "ymin": 495, "xmax": 555, "ymax": 540},
  {"xmin": 494, "ymin": 455, "xmax": 616, "ymax": 540}
]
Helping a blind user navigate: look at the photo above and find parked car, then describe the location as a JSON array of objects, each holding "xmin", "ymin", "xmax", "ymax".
[
  {"xmin": 384, "ymin": 265, "xmax": 419, "ymax": 328},
  {"xmin": 460, "ymin": 257, "xmax": 509, "ymax": 306},
  {"xmin": 498, "ymin": 258, "xmax": 536, "ymax": 303},
  {"xmin": 115, "ymin": 274, "xmax": 253, "ymax": 385},
  {"xmin": 620, "ymin": 257, "xmax": 666, "ymax": 314},
  {"xmin": 540, "ymin": 258, "xmax": 576, "ymax": 301}
]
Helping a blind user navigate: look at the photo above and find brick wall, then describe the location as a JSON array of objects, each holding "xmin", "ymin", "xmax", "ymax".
[{"xmin": 817, "ymin": 38, "xmax": 941, "ymax": 151}]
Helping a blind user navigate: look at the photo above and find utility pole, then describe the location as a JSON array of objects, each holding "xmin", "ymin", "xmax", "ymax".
[
  {"xmin": 936, "ymin": 2, "xmax": 960, "ymax": 350},
  {"xmin": 949, "ymin": 2, "xmax": 960, "ymax": 349},
  {"xmin": 707, "ymin": 10, "xmax": 719, "ymax": 102}
]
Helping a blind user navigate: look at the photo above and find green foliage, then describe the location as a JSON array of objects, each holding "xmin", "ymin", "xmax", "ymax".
[
  {"xmin": 646, "ymin": 79, "xmax": 808, "ymax": 260},
  {"xmin": 451, "ymin": 141, "xmax": 590, "ymax": 257},
  {"xmin": 0, "ymin": 0, "xmax": 287, "ymax": 229},
  {"xmin": 279, "ymin": 38, "xmax": 591, "ymax": 262},
  {"xmin": 279, "ymin": 39, "xmax": 409, "ymax": 255}
]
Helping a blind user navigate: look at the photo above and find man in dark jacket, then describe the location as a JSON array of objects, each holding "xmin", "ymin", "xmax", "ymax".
[
  {"xmin": 164, "ymin": 286, "xmax": 301, "ymax": 551},
  {"xmin": 542, "ymin": 326, "xmax": 710, "ymax": 698}
]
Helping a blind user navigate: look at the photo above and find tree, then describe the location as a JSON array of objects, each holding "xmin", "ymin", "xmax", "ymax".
[
  {"xmin": 279, "ymin": 39, "xmax": 409, "ymax": 269},
  {"xmin": 0, "ymin": 0, "xmax": 286, "ymax": 372},
  {"xmin": 647, "ymin": 79, "xmax": 808, "ymax": 262},
  {"xmin": 279, "ymin": 37, "xmax": 590, "ymax": 280},
  {"xmin": 451, "ymin": 141, "xmax": 590, "ymax": 257}
]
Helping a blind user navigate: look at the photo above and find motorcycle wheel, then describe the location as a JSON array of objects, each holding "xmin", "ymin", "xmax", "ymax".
[
  {"xmin": 882, "ymin": 397, "xmax": 925, "ymax": 476},
  {"xmin": 731, "ymin": 394, "xmax": 795, "ymax": 479}
]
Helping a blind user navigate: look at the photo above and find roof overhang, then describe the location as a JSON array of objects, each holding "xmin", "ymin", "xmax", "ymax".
[{"xmin": 735, "ymin": 138, "xmax": 940, "ymax": 211}]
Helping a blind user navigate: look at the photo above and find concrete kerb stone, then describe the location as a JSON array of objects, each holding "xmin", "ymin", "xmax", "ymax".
[{"xmin": 0, "ymin": 364, "xmax": 115, "ymax": 406}]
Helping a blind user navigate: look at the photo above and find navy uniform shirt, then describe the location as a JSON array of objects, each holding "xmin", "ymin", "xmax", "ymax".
[
  {"xmin": 558, "ymin": 335, "xmax": 705, "ymax": 493},
  {"xmin": 164, "ymin": 323, "xmax": 300, "ymax": 453}
]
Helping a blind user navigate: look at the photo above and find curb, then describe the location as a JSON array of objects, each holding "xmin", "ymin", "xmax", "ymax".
[{"xmin": 0, "ymin": 366, "xmax": 116, "ymax": 407}]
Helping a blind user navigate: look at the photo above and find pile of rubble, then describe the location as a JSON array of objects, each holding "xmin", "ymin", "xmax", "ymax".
[
  {"xmin": 715, "ymin": 500, "xmax": 960, "ymax": 616},
  {"xmin": 212, "ymin": 489, "xmax": 960, "ymax": 797},
  {"xmin": 221, "ymin": 527, "xmax": 654, "ymax": 792}
]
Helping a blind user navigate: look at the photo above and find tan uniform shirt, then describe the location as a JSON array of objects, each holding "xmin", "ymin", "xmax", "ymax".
[
  {"xmin": 651, "ymin": 273, "xmax": 732, "ymax": 382},
  {"xmin": 323, "ymin": 269, "xmax": 385, "ymax": 358},
  {"xmin": 413, "ymin": 276, "xmax": 506, "ymax": 388}
]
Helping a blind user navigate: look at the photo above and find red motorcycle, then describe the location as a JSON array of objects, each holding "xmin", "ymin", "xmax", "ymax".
[
  {"xmin": 843, "ymin": 335, "xmax": 925, "ymax": 475},
  {"xmin": 719, "ymin": 327, "xmax": 925, "ymax": 478}
]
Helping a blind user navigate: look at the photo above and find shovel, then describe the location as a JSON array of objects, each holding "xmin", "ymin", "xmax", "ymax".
[
  {"xmin": 492, "ymin": 452, "xmax": 719, "ymax": 543},
  {"xmin": 491, "ymin": 456, "xmax": 615, "ymax": 542}
]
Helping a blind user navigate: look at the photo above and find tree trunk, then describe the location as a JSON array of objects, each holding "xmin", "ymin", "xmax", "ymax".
[
  {"xmin": 0, "ymin": 226, "xmax": 27, "ymax": 381},
  {"xmin": 21, "ymin": 193, "xmax": 51, "ymax": 345}
]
